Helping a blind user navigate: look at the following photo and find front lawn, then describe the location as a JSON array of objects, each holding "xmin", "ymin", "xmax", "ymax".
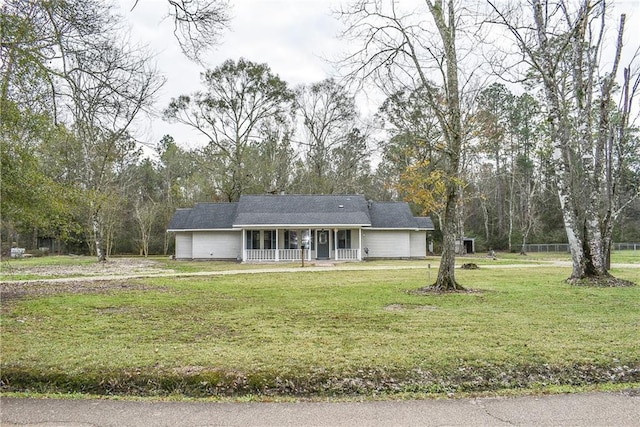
[{"xmin": 1, "ymin": 265, "xmax": 638, "ymax": 398}]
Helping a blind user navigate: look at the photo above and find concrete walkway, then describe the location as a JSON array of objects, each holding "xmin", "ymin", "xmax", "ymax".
[{"xmin": 2, "ymin": 391, "xmax": 640, "ymax": 426}]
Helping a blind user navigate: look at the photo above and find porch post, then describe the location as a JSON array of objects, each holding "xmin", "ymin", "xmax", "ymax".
[
  {"xmin": 358, "ymin": 228, "xmax": 362, "ymax": 261},
  {"xmin": 242, "ymin": 229, "xmax": 246, "ymax": 262},
  {"xmin": 308, "ymin": 228, "xmax": 312, "ymax": 261},
  {"xmin": 334, "ymin": 228, "xmax": 338, "ymax": 261},
  {"xmin": 275, "ymin": 228, "xmax": 279, "ymax": 261}
]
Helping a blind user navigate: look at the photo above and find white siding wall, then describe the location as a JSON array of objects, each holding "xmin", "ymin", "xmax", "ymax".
[
  {"xmin": 177, "ymin": 229, "xmax": 421, "ymax": 260},
  {"xmin": 362, "ymin": 230, "xmax": 411, "ymax": 258},
  {"xmin": 410, "ymin": 231, "xmax": 427, "ymax": 258},
  {"xmin": 175, "ymin": 233, "xmax": 193, "ymax": 259},
  {"xmin": 192, "ymin": 231, "xmax": 242, "ymax": 260}
]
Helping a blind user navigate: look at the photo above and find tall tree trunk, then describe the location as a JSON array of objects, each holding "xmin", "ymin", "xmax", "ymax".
[
  {"xmin": 435, "ymin": 186, "xmax": 463, "ymax": 290},
  {"xmin": 339, "ymin": 0, "xmax": 467, "ymax": 290},
  {"xmin": 496, "ymin": 151, "xmax": 503, "ymax": 240},
  {"xmin": 508, "ymin": 158, "xmax": 515, "ymax": 252},
  {"xmin": 592, "ymin": 14, "xmax": 628, "ymax": 275},
  {"xmin": 554, "ymin": 142, "xmax": 586, "ymax": 279},
  {"xmin": 92, "ymin": 211, "xmax": 106, "ymax": 262},
  {"xmin": 481, "ymin": 196, "xmax": 490, "ymax": 242},
  {"xmin": 532, "ymin": 0, "xmax": 587, "ymax": 279},
  {"xmin": 428, "ymin": 0, "xmax": 464, "ymax": 291},
  {"xmin": 520, "ymin": 179, "xmax": 536, "ymax": 255}
]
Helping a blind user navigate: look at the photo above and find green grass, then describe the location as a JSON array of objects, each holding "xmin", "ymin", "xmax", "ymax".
[
  {"xmin": 2, "ymin": 264, "xmax": 638, "ymax": 397},
  {"xmin": 1, "ymin": 255, "xmax": 96, "ymax": 267},
  {"xmin": 610, "ymin": 250, "xmax": 640, "ymax": 264}
]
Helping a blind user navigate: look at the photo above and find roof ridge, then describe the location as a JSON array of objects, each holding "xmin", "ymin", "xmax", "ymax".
[
  {"xmin": 195, "ymin": 201, "xmax": 238, "ymax": 205},
  {"xmin": 371, "ymin": 200, "xmax": 408, "ymax": 203}
]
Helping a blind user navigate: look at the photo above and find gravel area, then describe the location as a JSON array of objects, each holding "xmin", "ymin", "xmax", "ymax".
[
  {"xmin": 2, "ymin": 257, "xmax": 172, "ymax": 278},
  {"xmin": 0, "ymin": 258, "xmax": 172, "ymax": 310},
  {"xmin": 0, "ymin": 279, "xmax": 161, "ymax": 305}
]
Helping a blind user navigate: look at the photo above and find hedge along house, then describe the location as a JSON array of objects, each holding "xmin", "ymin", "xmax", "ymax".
[{"xmin": 167, "ymin": 194, "xmax": 434, "ymax": 262}]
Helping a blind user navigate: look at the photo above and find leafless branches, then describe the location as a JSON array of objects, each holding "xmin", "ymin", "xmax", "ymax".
[
  {"xmin": 130, "ymin": 0, "xmax": 231, "ymax": 62},
  {"xmin": 167, "ymin": 0, "xmax": 230, "ymax": 62}
]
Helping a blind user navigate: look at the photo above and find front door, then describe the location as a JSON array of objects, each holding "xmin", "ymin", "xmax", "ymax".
[{"xmin": 317, "ymin": 230, "xmax": 330, "ymax": 258}]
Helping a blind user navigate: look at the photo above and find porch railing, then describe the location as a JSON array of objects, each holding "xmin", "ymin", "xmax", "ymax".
[
  {"xmin": 278, "ymin": 249, "xmax": 302, "ymax": 261},
  {"xmin": 245, "ymin": 249, "xmax": 276, "ymax": 261},
  {"xmin": 245, "ymin": 248, "xmax": 360, "ymax": 261},
  {"xmin": 337, "ymin": 248, "xmax": 359, "ymax": 260},
  {"xmin": 244, "ymin": 249, "xmax": 303, "ymax": 261}
]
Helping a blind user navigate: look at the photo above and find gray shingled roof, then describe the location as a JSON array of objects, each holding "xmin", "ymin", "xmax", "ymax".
[
  {"xmin": 167, "ymin": 195, "xmax": 435, "ymax": 230},
  {"xmin": 167, "ymin": 208, "xmax": 192, "ymax": 230},
  {"xmin": 167, "ymin": 202, "xmax": 237, "ymax": 230},
  {"xmin": 369, "ymin": 202, "xmax": 425, "ymax": 229},
  {"xmin": 415, "ymin": 216, "xmax": 435, "ymax": 230},
  {"xmin": 233, "ymin": 194, "xmax": 371, "ymax": 226}
]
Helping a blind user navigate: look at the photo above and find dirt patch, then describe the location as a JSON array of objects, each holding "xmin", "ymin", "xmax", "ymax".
[
  {"xmin": 460, "ymin": 263, "xmax": 479, "ymax": 269},
  {"xmin": 410, "ymin": 286, "xmax": 483, "ymax": 295},
  {"xmin": 3, "ymin": 361, "xmax": 639, "ymax": 397},
  {"xmin": 0, "ymin": 279, "xmax": 164, "ymax": 310},
  {"xmin": 1, "ymin": 257, "xmax": 173, "ymax": 279},
  {"xmin": 567, "ymin": 276, "xmax": 637, "ymax": 287}
]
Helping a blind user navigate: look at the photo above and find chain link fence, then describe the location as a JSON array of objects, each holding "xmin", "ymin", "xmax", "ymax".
[{"xmin": 521, "ymin": 243, "xmax": 639, "ymax": 253}]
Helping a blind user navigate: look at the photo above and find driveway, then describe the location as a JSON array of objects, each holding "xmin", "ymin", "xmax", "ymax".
[{"xmin": 2, "ymin": 391, "xmax": 639, "ymax": 426}]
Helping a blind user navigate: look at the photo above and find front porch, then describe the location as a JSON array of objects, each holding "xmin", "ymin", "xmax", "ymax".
[
  {"xmin": 244, "ymin": 248, "xmax": 360, "ymax": 262},
  {"xmin": 242, "ymin": 228, "xmax": 362, "ymax": 262}
]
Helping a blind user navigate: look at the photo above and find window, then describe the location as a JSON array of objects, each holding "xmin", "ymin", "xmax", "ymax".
[
  {"xmin": 246, "ymin": 230, "xmax": 260, "ymax": 249},
  {"xmin": 263, "ymin": 230, "xmax": 276, "ymax": 249},
  {"xmin": 284, "ymin": 230, "xmax": 298, "ymax": 249},
  {"xmin": 338, "ymin": 230, "xmax": 351, "ymax": 249}
]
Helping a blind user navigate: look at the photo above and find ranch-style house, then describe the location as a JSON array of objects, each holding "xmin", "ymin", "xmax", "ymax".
[{"xmin": 167, "ymin": 194, "xmax": 434, "ymax": 262}]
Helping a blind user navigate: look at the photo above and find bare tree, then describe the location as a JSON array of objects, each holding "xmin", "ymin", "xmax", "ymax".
[
  {"xmin": 294, "ymin": 78, "xmax": 371, "ymax": 194},
  {"xmin": 339, "ymin": 0, "xmax": 478, "ymax": 290},
  {"xmin": 134, "ymin": 197, "xmax": 156, "ymax": 257},
  {"xmin": 488, "ymin": 0, "xmax": 640, "ymax": 284},
  {"xmin": 69, "ymin": 40, "xmax": 162, "ymax": 261},
  {"xmin": 164, "ymin": 58, "xmax": 294, "ymax": 201},
  {"xmin": 602, "ymin": 51, "xmax": 640, "ymax": 269}
]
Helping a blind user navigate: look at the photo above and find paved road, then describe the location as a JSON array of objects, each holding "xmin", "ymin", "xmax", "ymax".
[{"xmin": 2, "ymin": 391, "xmax": 639, "ymax": 426}]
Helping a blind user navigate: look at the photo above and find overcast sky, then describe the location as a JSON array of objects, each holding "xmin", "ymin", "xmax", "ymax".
[
  {"xmin": 121, "ymin": 0, "xmax": 640, "ymax": 152},
  {"xmin": 123, "ymin": 0, "xmax": 345, "ymax": 150}
]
